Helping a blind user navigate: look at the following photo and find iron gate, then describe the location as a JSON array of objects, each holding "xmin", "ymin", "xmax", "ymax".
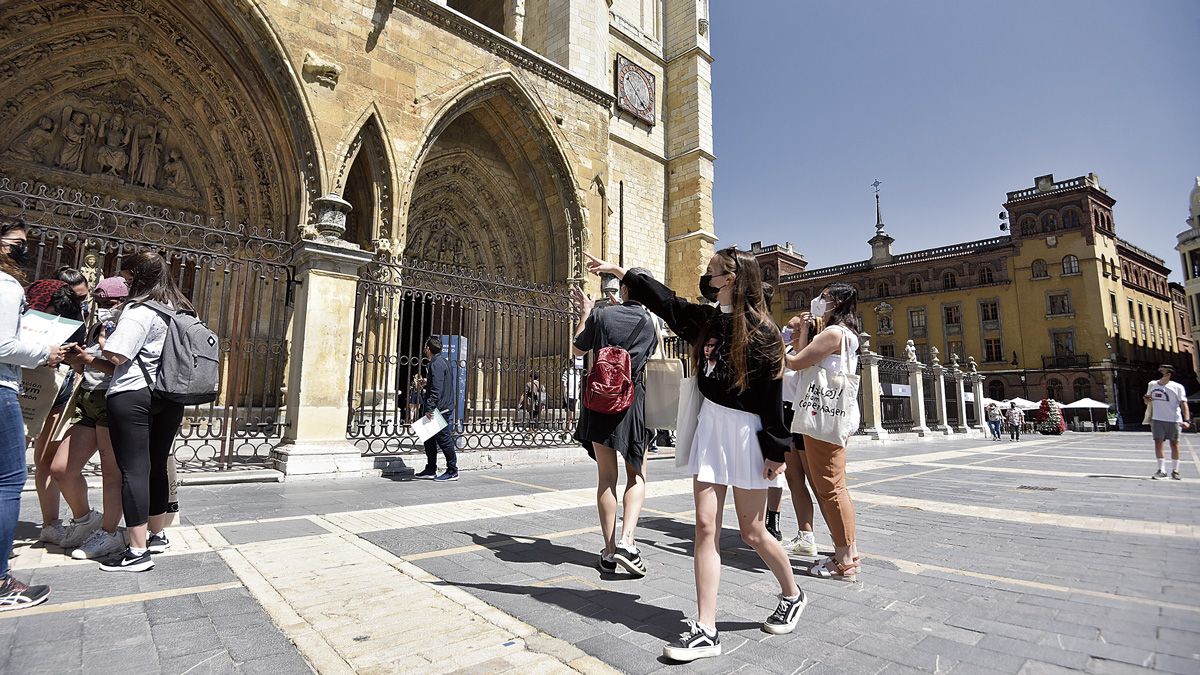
[
  {"xmin": 0, "ymin": 175, "xmax": 290, "ymax": 470},
  {"xmin": 347, "ymin": 257, "xmax": 579, "ymax": 455},
  {"xmin": 878, "ymin": 357, "xmax": 914, "ymax": 432}
]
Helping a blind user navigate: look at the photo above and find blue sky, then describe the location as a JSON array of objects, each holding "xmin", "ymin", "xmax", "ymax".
[{"xmin": 710, "ymin": 0, "xmax": 1199, "ymax": 278}]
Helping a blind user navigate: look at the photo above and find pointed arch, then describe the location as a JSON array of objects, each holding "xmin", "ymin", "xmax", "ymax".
[
  {"xmin": 334, "ymin": 106, "xmax": 399, "ymax": 248},
  {"xmin": 399, "ymin": 70, "xmax": 587, "ymax": 282}
]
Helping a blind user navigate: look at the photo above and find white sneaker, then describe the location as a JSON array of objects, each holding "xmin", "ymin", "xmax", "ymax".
[
  {"xmin": 38, "ymin": 520, "xmax": 66, "ymax": 546},
  {"xmin": 785, "ymin": 531, "xmax": 818, "ymax": 557},
  {"xmin": 71, "ymin": 529, "xmax": 125, "ymax": 561},
  {"xmin": 60, "ymin": 510, "xmax": 103, "ymax": 550}
]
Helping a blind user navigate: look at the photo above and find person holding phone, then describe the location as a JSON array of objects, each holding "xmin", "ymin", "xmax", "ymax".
[{"xmin": 0, "ymin": 217, "xmax": 63, "ymax": 610}]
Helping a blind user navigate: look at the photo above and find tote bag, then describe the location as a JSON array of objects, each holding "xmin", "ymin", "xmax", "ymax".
[
  {"xmin": 644, "ymin": 322, "xmax": 684, "ymax": 430},
  {"xmin": 792, "ymin": 327, "xmax": 860, "ymax": 446},
  {"xmin": 673, "ymin": 376, "xmax": 703, "ymax": 468}
]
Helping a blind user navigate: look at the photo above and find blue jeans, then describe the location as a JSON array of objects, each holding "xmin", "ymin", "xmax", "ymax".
[
  {"xmin": 0, "ymin": 388, "xmax": 27, "ymax": 577},
  {"xmin": 988, "ymin": 420, "xmax": 1002, "ymax": 438},
  {"xmin": 422, "ymin": 419, "xmax": 457, "ymax": 474}
]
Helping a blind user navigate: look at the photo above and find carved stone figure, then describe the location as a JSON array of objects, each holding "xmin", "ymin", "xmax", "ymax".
[
  {"xmin": 302, "ymin": 51, "xmax": 342, "ymax": 88},
  {"xmin": 949, "ymin": 352, "xmax": 960, "ymax": 369},
  {"xmin": 57, "ymin": 108, "xmax": 93, "ymax": 172},
  {"xmin": 9, "ymin": 116, "xmax": 56, "ymax": 163},
  {"xmin": 130, "ymin": 126, "xmax": 164, "ymax": 188},
  {"xmin": 162, "ymin": 150, "xmax": 191, "ymax": 192},
  {"xmin": 96, "ymin": 113, "xmax": 132, "ymax": 177},
  {"xmin": 905, "ymin": 339, "xmax": 917, "ymax": 362},
  {"xmin": 967, "ymin": 356, "xmax": 978, "ymax": 373}
]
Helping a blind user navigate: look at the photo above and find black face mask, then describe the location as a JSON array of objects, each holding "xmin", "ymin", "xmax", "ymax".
[
  {"xmin": 698, "ymin": 274, "xmax": 720, "ymax": 303},
  {"xmin": 5, "ymin": 241, "xmax": 28, "ymax": 265}
]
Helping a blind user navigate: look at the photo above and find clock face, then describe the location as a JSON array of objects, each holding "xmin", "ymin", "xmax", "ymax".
[{"xmin": 616, "ymin": 55, "xmax": 655, "ymax": 125}]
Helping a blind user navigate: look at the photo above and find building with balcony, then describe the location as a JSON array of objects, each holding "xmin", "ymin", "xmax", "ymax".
[{"xmin": 756, "ymin": 173, "xmax": 1195, "ymax": 423}]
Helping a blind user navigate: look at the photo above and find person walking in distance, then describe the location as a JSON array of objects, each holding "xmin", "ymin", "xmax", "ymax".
[
  {"xmin": 98, "ymin": 252, "xmax": 192, "ymax": 572},
  {"xmin": 785, "ymin": 284, "xmax": 862, "ymax": 582},
  {"xmin": 1145, "ymin": 364, "xmax": 1189, "ymax": 480},
  {"xmin": 1006, "ymin": 402, "xmax": 1024, "ymax": 441},
  {"xmin": 561, "ymin": 357, "xmax": 583, "ymax": 430},
  {"xmin": 571, "ymin": 272, "xmax": 657, "ymax": 578},
  {"xmin": 986, "ymin": 403, "xmax": 1003, "ymax": 441},
  {"xmin": 586, "ymin": 250, "xmax": 805, "ymax": 662},
  {"xmin": 414, "ymin": 337, "xmax": 458, "ymax": 482},
  {"xmin": 519, "ymin": 373, "xmax": 545, "ymax": 430},
  {"xmin": 0, "ymin": 218, "xmax": 61, "ymax": 609}
]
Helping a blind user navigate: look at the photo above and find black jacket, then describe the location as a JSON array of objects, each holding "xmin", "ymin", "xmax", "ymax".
[{"xmin": 422, "ymin": 352, "xmax": 453, "ymax": 414}]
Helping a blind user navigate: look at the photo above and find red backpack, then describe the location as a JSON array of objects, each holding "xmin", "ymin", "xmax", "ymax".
[{"xmin": 583, "ymin": 309, "xmax": 650, "ymax": 415}]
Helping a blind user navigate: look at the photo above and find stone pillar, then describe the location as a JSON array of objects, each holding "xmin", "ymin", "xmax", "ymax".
[
  {"xmin": 932, "ymin": 363, "xmax": 953, "ymax": 435},
  {"xmin": 952, "ymin": 367, "xmax": 970, "ymax": 433},
  {"xmin": 504, "ymin": 0, "xmax": 526, "ymax": 42},
  {"xmin": 907, "ymin": 362, "xmax": 931, "ymax": 436},
  {"xmin": 971, "ymin": 373, "xmax": 987, "ymax": 435},
  {"xmin": 858, "ymin": 350, "xmax": 888, "ymax": 440},
  {"xmin": 270, "ymin": 239, "xmax": 374, "ymax": 476}
]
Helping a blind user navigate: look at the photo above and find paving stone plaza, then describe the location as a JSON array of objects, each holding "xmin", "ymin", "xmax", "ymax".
[{"xmin": 4, "ymin": 432, "xmax": 1198, "ymax": 674}]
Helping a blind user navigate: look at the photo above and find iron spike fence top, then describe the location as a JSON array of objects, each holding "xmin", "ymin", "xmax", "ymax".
[
  {"xmin": 0, "ymin": 175, "xmax": 291, "ymax": 264},
  {"xmin": 361, "ymin": 256, "xmax": 576, "ymax": 311}
]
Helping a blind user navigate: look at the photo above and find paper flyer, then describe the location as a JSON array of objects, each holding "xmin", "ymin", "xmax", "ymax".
[{"xmin": 412, "ymin": 409, "xmax": 448, "ymax": 443}]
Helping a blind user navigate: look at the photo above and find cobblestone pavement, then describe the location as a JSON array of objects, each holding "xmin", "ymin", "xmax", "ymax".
[{"xmin": 4, "ymin": 432, "xmax": 1198, "ymax": 674}]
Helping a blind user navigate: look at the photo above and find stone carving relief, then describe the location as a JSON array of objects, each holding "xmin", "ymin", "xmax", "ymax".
[{"xmin": 302, "ymin": 52, "xmax": 342, "ymax": 89}]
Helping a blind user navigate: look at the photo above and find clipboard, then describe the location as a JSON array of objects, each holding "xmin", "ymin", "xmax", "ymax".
[{"xmin": 412, "ymin": 409, "xmax": 448, "ymax": 443}]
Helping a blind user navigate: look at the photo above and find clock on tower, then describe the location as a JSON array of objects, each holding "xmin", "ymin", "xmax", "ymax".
[{"xmin": 615, "ymin": 54, "xmax": 655, "ymax": 126}]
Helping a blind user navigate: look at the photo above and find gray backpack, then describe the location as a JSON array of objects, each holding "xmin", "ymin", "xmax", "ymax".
[{"xmin": 135, "ymin": 300, "xmax": 220, "ymax": 405}]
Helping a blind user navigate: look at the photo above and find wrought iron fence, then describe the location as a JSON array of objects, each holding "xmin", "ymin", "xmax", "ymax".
[
  {"xmin": 945, "ymin": 371, "xmax": 961, "ymax": 429},
  {"xmin": 878, "ymin": 357, "xmax": 914, "ymax": 432},
  {"xmin": 0, "ymin": 175, "xmax": 290, "ymax": 470},
  {"xmin": 347, "ymin": 257, "xmax": 581, "ymax": 455}
]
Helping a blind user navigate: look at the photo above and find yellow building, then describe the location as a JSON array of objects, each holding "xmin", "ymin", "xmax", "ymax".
[{"xmin": 755, "ymin": 173, "xmax": 1194, "ymax": 423}]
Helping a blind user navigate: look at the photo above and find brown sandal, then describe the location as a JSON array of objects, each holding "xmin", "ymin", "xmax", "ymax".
[{"xmin": 807, "ymin": 556, "xmax": 860, "ymax": 582}]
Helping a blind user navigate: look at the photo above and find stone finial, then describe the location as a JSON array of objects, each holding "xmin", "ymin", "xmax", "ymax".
[
  {"xmin": 968, "ymin": 355, "xmax": 978, "ymax": 373},
  {"xmin": 949, "ymin": 351, "xmax": 960, "ymax": 369},
  {"xmin": 930, "ymin": 346, "xmax": 940, "ymax": 367},
  {"xmin": 303, "ymin": 52, "xmax": 343, "ymax": 88},
  {"xmin": 312, "ymin": 193, "xmax": 353, "ymax": 242}
]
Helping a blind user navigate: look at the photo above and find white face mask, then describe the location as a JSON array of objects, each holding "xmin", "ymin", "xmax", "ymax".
[
  {"xmin": 97, "ymin": 307, "xmax": 120, "ymax": 324},
  {"xmin": 810, "ymin": 296, "xmax": 828, "ymax": 318}
]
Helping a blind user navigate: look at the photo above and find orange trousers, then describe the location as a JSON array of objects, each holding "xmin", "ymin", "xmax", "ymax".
[{"xmin": 801, "ymin": 435, "xmax": 857, "ymax": 548}]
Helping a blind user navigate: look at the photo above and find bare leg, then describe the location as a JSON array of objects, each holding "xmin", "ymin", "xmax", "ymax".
[
  {"xmin": 619, "ymin": 459, "xmax": 647, "ymax": 546},
  {"xmin": 51, "ymin": 425, "xmax": 95, "ymax": 520},
  {"xmin": 1170, "ymin": 440, "xmax": 1181, "ymax": 462},
  {"xmin": 732, "ymin": 487, "xmax": 800, "ymax": 597},
  {"xmin": 693, "ymin": 479, "xmax": 726, "ymax": 629},
  {"xmin": 95, "ymin": 427, "xmax": 122, "ymax": 532},
  {"xmin": 1155, "ymin": 439, "xmax": 1165, "ymax": 460},
  {"xmin": 594, "ymin": 443, "xmax": 619, "ymax": 556},
  {"xmin": 33, "ymin": 411, "xmax": 64, "ymax": 526},
  {"xmin": 767, "ymin": 486, "xmax": 783, "ymax": 512}
]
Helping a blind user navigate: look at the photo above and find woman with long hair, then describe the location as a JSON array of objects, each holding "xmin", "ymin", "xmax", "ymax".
[
  {"xmin": 0, "ymin": 218, "xmax": 62, "ymax": 609},
  {"xmin": 586, "ymin": 249, "xmax": 804, "ymax": 663},
  {"xmin": 99, "ymin": 251, "xmax": 191, "ymax": 572},
  {"xmin": 785, "ymin": 283, "xmax": 862, "ymax": 581}
]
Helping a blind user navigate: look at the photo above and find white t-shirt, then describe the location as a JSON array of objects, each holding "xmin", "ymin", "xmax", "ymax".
[
  {"xmin": 104, "ymin": 303, "xmax": 169, "ymax": 395},
  {"xmin": 820, "ymin": 325, "xmax": 860, "ymax": 373},
  {"xmin": 1147, "ymin": 380, "xmax": 1187, "ymax": 423},
  {"xmin": 562, "ymin": 368, "xmax": 582, "ymax": 399}
]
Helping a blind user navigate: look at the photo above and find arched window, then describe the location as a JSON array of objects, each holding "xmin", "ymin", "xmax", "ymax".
[
  {"xmin": 1063, "ymin": 209, "xmax": 1081, "ymax": 229},
  {"xmin": 942, "ymin": 272, "xmax": 957, "ymax": 290},
  {"xmin": 1020, "ymin": 217, "xmax": 1036, "ymax": 236},
  {"xmin": 877, "ymin": 282, "xmax": 889, "ymax": 298},
  {"xmin": 979, "ymin": 266, "xmax": 994, "ymax": 284},
  {"xmin": 1047, "ymin": 378, "xmax": 1063, "ymax": 401},
  {"xmin": 1041, "ymin": 213, "xmax": 1057, "ymax": 232},
  {"xmin": 1062, "ymin": 255, "xmax": 1080, "ymax": 275},
  {"xmin": 1100, "ymin": 255, "xmax": 1108, "ymax": 276},
  {"xmin": 1032, "ymin": 259, "xmax": 1048, "ymax": 279},
  {"xmin": 1073, "ymin": 377, "xmax": 1092, "ymax": 401},
  {"xmin": 909, "ymin": 277, "xmax": 922, "ymax": 294},
  {"xmin": 762, "ymin": 266, "xmax": 776, "ymax": 283},
  {"xmin": 988, "ymin": 380, "xmax": 1005, "ymax": 401}
]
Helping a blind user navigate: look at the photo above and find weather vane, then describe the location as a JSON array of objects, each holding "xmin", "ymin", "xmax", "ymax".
[{"xmin": 871, "ymin": 179, "xmax": 883, "ymax": 193}]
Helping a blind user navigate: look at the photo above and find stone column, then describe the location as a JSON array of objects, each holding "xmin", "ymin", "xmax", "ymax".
[
  {"xmin": 952, "ymin": 366, "xmax": 970, "ymax": 433},
  {"xmin": 858, "ymin": 350, "xmax": 888, "ymax": 440},
  {"xmin": 271, "ymin": 238, "xmax": 374, "ymax": 476},
  {"xmin": 971, "ymin": 373, "xmax": 987, "ymax": 435},
  {"xmin": 907, "ymin": 362, "xmax": 931, "ymax": 436},
  {"xmin": 504, "ymin": 0, "xmax": 526, "ymax": 42},
  {"xmin": 932, "ymin": 362, "xmax": 953, "ymax": 435}
]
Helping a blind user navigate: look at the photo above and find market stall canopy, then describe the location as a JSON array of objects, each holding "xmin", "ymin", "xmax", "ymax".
[
  {"xmin": 1061, "ymin": 398, "xmax": 1111, "ymax": 409},
  {"xmin": 1005, "ymin": 397, "xmax": 1040, "ymax": 410}
]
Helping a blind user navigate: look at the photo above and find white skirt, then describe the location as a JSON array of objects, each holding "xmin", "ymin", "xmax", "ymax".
[{"xmin": 689, "ymin": 399, "xmax": 785, "ymax": 490}]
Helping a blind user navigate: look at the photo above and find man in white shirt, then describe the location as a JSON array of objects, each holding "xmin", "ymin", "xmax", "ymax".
[
  {"xmin": 1144, "ymin": 364, "xmax": 1190, "ymax": 480},
  {"xmin": 561, "ymin": 357, "xmax": 583, "ymax": 427}
]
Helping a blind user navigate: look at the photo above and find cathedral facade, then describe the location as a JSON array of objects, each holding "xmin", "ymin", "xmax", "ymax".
[{"xmin": 0, "ymin": 0, "xmax": 716, "ymax": 471}]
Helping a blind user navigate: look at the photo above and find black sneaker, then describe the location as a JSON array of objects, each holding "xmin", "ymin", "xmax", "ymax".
[
  {"xmin": 1153, "ymin": 470, "xmax": 1168, "ymax": 480},
  {"xmin": 766, "ymin": 510, "xmax": 782, "ymax": 542},
  {"xmin": 434, "ymin": 471, "xmax": 459, "ymax": 482},
  {"xmin": 0, "ymin": 575, "xmax": 50, "ymax": 613},
  {"xmin": 147, "ymin": 532, "xmax": 170, "ymax": 554},
  {"xmin": 613, "ymin": 542, "xmax": 647, "ymax": 577},
  {"xmin": 663, "ymin": 620, "xmax": 721, "ymax": 662},
  {"xmin": 1172, "ymin": 471, "xmax": 1182, "ymax": 481},
  {"xmin": 414, "ymin": 467, "xmax": 437, "ymax": 479},
  {"xmin": 763, "ymin": 590, "xmax": 807, "ymax": 634},
  {"xmin": 597, "ymin": 551, "xmax": 617, "ymax": 573},
  {"xmin": 99, "ymin": 549, "xmax": 154, "ymax": 573}
]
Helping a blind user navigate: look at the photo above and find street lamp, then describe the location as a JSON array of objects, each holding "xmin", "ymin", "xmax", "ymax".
[{"xmin": 1106, "ymin": 341, "xmax": 1121, "ymax": 430}]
